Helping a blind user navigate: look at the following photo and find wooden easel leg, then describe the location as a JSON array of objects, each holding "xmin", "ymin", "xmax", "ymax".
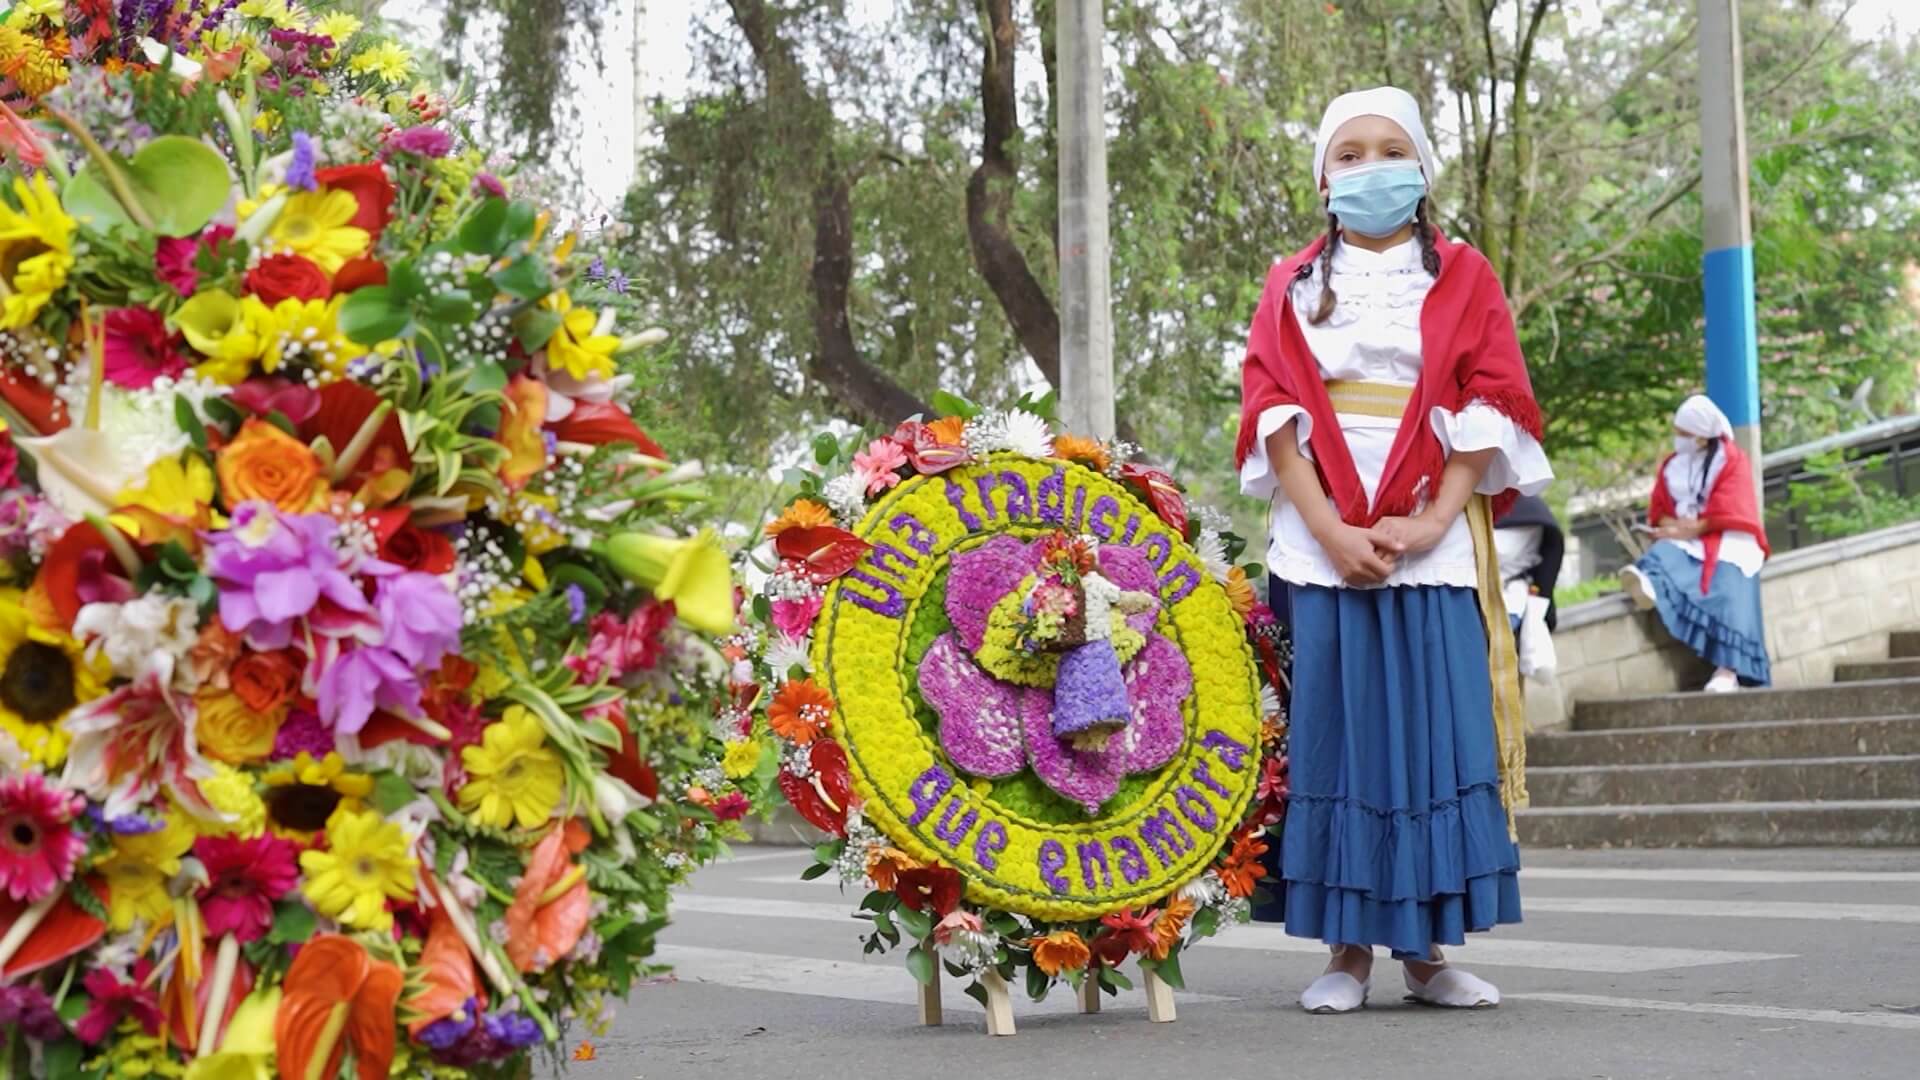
[
  {"xmin": 1143, "ymin": 968, "xmax": 1176, "ymax": 1023},
  {"xmin": 918, "ymin": 960, "xmax": 943, "ymax": 1027},
  {"xmin": 1078, "ymin": 968, "xmax": 1101, "ymax": 1014},
  {"xmin": 979, "ymin": 970, "xmax": 1017, "ymax": 1036}
]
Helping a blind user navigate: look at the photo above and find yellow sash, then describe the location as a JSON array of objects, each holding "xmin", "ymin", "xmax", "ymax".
[{"xmin": 1322, "ymin": 380, "xmax": 1528, "ymax": 838}]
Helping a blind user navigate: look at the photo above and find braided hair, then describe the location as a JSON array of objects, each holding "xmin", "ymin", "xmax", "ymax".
[{"xmin": 1305, "ymin": 198, "xmax": 1441, "ymax": 327}]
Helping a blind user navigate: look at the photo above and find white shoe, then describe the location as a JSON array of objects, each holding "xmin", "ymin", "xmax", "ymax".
[
  {"xmin": 1620, "ymin": 565, "xmax": 1656, "ymax": 611},
  {"xmin": 1404, "ymin": 966, "xmax": 1500, "ymax": 1008},
  {"xmin": 1704, "ymin": 669, "xmax": 1740, "ymax": 693},
  {"xmin": 1300, "ymin": 971, "xmax": 1370, "ymax": 1014}
]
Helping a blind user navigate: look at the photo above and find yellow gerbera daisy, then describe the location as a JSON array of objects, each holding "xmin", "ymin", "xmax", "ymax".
[
  {"xmin": 261, "ymin": 295, "xmax": 366, "ymax": 376},
  {"xmin": 347, "ymin": 40, "xmax": 412, "ymax": 85},
  {"xmin": 315, "ymin": 12, "xmax": 363, "ymax": 46},
  {"xmin": 95, "ymin": 812, "xmax": 195, "ymax": 932},
  {"xmin": 721, "ymin": 739, "xmax": 762, "ymax": 780},
  {"xmin": 266, "ymin": 190, "xmax": 370, "ymax": 274},
  {"xmin": 0, "ymin": 589, "xmax": 109, "ymax": 767},
  {"xmin": 298, "ymin": 807, "xmax": 416, "ymax": 932},
  {"xmin": 458, "ymin": 706, "xmax": 565, "ymax": 830},
  {"xmin": 0, "ymin": 173, "xmax": 75, "ymax": 330},
  {"xmin": 540, "ymin": 291, "xmax": 618, "ymax": 382}
]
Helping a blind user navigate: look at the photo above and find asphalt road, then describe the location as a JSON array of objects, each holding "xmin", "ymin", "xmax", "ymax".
[{"xmin": 560, "ymin": 846, "xmax": 1920, "ymax": 1080}]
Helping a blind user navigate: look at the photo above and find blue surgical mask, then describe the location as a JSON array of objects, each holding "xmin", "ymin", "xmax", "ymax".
[{"xmin": 1326, "ymin": 161, "xmax": 1427, "ymax": 238}]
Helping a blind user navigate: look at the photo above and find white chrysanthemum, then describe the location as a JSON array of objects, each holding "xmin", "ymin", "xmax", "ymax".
[
  {"xmin": 763, "ymin": 633, "xmax": 813, "ymax": 677},
  {"xmin": 1193, "ymin": 530, "xmax": 1233, "ymax": 581},
  {"xmin": 1178, "ymin": 871, "xmax": 1228, "ymax": 908},
  {"xmin": 72, "ymin": 594, "xmax": 201, "ymax": 683},
  {"xmin": 823, "ymin": 473, "xmax": 867, "ymax": 524},
  {"xmin": 1001, "ymin": 409, "xmax": 1054, "ymax": 458},
  {"xmin": 1260, "ymin": 683, "xmax": 1282, "ymax": 720}
]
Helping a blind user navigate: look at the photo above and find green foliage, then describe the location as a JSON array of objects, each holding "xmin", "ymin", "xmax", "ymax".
[
  {"xmin": 1558, "ymin": 575, "xmax": 1621, "ymax": 607},
  {"xmin": 1784, "ymin": 451, "xmax": 1920, "ymax": 541}
]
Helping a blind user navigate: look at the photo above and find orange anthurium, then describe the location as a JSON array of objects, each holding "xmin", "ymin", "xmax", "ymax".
[
  {"xmin": 503, "ymin": 823, "xmax": 591, "ymax": 974},
  {"xmin": 497, "ymin": 376, "xmax": 549, "ymax": 491},
  {"xmin": 275, "ymin": 935, "xmax": 404, "ymax": 1080},
  {"xmin": 0, "ymin": 880, "xmax": 107, "ymax": 978},
  {"xmin": 404, "ymin": 905, "xmax": 484, "ymax": 1038}
]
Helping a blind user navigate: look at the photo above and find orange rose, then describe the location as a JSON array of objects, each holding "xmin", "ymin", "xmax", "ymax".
[
  {"xmin": 231, "ymin": 648, "xmax": 302, "ymax": 715},
  {"xmin": 217, "ymin": 418, "xmax": 329, "ymax": 512},
  {"xmin": 195, "ymin": 688, "xmax": 283, "ymax": 765}
]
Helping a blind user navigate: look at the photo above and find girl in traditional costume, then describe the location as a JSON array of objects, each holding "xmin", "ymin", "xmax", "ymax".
[
  {"xmin": 1620, "ymin": 395, "xmax": 1771, "ymax": 691},
  {"xmin": 1236, "ymin": 87, "xmax": 1552, "ymax": 1013}
]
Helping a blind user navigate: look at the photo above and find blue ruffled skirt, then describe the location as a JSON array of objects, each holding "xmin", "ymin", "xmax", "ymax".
[
  {"xmin": 1277, "ymin": 584, "xmax": 1522, "ymax": 957},
  {"xmin": 1636, "ymin": 541, "xmax": 1771, "ymax": 686}
]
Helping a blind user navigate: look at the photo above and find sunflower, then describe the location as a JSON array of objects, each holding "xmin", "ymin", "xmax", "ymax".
[
  {"xmin": 261, "ymin": 751, "xmax": 374, "ymax": 837},
  {"xmin": 265, "ymin": 190, "xmax": 370, "ymax": 274},
  {"xmin": 540, "ymin": 291, "xmax": 619, "ymax": 382},
  {"xmin": 458, "ymin": 706, "xmax": 564, "ymax": 830},
  {"xmin": 0, "ymin": 589, "xmax": 108, "ymax": 767},
  {"xmin": 297, "ymin": 807, "xmax": 416, "ymax": 932},
  {"xmin": 0, "ymin": 173, "xmax": 75, "ymax": 330},
  {"xmin": 94, "ymin": 812, "xmax": 196, "ymax": 932}
]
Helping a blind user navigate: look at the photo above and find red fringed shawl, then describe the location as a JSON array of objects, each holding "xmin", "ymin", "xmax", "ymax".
[
  {"xmin": 1234, "ymin": 231, "xmax": 1543, "ymax": 525},
  {"xmin": 1648, "ymin": 439, "xmax": 1771, "ymax": 594}
]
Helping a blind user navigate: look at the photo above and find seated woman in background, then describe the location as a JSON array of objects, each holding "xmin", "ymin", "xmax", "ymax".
[{"xmin": 1620, "ymin": 395, "xmax": 1772, "ymax": 693}]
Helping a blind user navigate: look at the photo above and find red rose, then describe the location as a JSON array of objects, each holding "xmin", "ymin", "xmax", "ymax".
[
  {"xmin": 243, "ymin": 254, "xmax": 331, "ymax": 306},
  {"xmin": 314, "ymin": 163, "xmax": 396, "ymax": 237},
  {"xmin": 331, "ymin": 257, "xmax": 389, "ymax": 296},
  {"xmin": 379, "ymin": 523, "xmax": 456, "ymax": 574},
  {"xmin": 230, "ymin": 649, "xmax": 302, "ymax": 714}
]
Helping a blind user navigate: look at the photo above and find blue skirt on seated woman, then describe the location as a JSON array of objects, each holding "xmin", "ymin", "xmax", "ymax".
[
  {"xmin": 1636, "ymin": 541, "xmax": 1771, "ymax": 686},
  {"xmin": 1252, "ymin": 582, "xmax": 1522, "ymax": 957}
]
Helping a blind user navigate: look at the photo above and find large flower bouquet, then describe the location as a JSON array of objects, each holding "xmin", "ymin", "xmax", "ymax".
[
  {"xmin": 0, "ymin": 4, "xmax": 744, "ymax": 1077},
  {"xmin": 725, "ymin": 396, "xmax": 1293, "ymax": 1006}
]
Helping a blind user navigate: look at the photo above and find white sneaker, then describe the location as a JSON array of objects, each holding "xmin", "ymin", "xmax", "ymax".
[
  {"xmin": 1299, "ymin": 971, "xmax": 1370, "ymax": 1014},
  {"xmin": 1404, "ymin": 966, "xmax": 1500, "ymax": 1008},
  {"xmin": 1620, "ymin": 565, "xmax": 1657, "ymax": 611},
  {"xmin": 1704, "ymin": 669, "xmax": 1740, "ymax": 693}
]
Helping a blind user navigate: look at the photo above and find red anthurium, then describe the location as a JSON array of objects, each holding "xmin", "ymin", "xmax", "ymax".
[
  {"xmin": 548, "ymin": 402, "xmax": 665, "ymax": 458},
  {"xmin": 0, "ymin": 366, "xmax": 67, "ymax": 434},
  {"xmin": 331, "ymin": 258, "xmax": 389, "ymax": 296},
  {"xmin": 0, "ymin": 880, "xmax": 108, "ymax": 978},
  {"xmin": 907, "ymin": 441, "xmax": 971, "ymax": 476},
  {"xmin": 776, "ymin": 740, "xmax": 853, "ymax": 837},
  {"xmin": 893, "ymin": 865, "xmax": 964, "ymax": 917},
  {"xmin": 773, "ymin": 525, "xmax": 870, "ymax": 585},
  {"xmin": 1120, "ymin": 463, "xmax": 1188, "ymax": 535},
  {"xmin": 38, "ymin": 521, "xmax": 135, "ymax": 630},
  {"xmin": 298, "ymin": 382, "xmax": 407, "ymax": 486},
  {"xmin": 603, "ymin": 712, "xmax": 661, "ymax": 801}
]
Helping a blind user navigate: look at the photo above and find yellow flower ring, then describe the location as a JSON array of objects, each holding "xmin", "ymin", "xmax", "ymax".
[{"xmin": 812, "ymin": 455, "xmax": 1262, "ymax": 921}]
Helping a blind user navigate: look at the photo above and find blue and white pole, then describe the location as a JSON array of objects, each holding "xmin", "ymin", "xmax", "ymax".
[{"xmin": 1699, "ymin": 0, "xmax": 1763, "ymax": 504}]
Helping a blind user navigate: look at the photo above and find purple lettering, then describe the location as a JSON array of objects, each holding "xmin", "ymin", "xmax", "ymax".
[
  {"xmin": 1158, "ymin": 562, "xmax": 1200, "ymax": 603},
  {"xmin": 1190, "ymin": 758, "xmax": 1232, "ymax": 800},
  {"xmin": 943, "ymin": 477, "xmax": 982, "ymax": 531},
  {"xmin": 1089, "ymin": 495, "xmax": 1121, "ymax": 540},
  {"xmin": 974, "ymin": 474, "xmax": 1000, "ymax": 521},
  {"xmin": 1038, "ymin": 840, "xmax": 1070, "ymax": 894},
  {"xmin": 844, "ymin": 569, "xmax": 907, "ymax": 618},
  {"xmin": 869, "ymin": 542, "xmax": 919, "ymax": 578},
  {"xmin": 1138, "ymin": 807, "xmax": 1194, "ymax": 867},
  {"xmin": 997, "ymin": 470, "xmax": 1033, "ymax": 519},
  {"xmin": 889, "ymin": 512, "xmax": 939, "ymax": 556},
  {"xmin": 1070, "ymin": 486, "xmax": 1088, "ymax": 531},
  {"xmin": 1119, "ymin": 514, "xmax": 1141, "ymax": 545},
  {"xmin": 1037, "ymin": 468, "xmax": 1067, "ymax": 525},
  {"xmin": 1141, "ymin": 533, "xmax": 1173, "ymax": 571},
  {"xmin": 973, "ymin": 820, "xmax": 1009, "ymax": 871},
  {"xmin": 933, "ymin": 797, "xmax": 980, "ymax": 846},
  {"xmin": 1175, "ymin": 785, "xmax": 1218, "ymax": 831},
  {"xmin": 1200, "ymin": 729, "xmax": 1251, "ymax": 772},
  {"xmin": 907, "ymin": 766, "xmax": 954, "ymax": 826},
  {"xmin": 1110, "ymin": 837, "xmax": 1150, "ymax": 885},
  {"xmin": 1076, "ymin": 839, "xmax": 1112, "ymax": 891}
]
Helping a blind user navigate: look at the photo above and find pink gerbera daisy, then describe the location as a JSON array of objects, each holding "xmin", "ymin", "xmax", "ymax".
[
  {"xmin": 194, "ymin": 834, "xmax": 301, "ymax": 943},
  {"xmin": 852, "ymin": 437, "xmax": 908, "ymax": 496},
  {"xmin": 0, "ymin": 773, "xmax": 87, "ymax": 903}
]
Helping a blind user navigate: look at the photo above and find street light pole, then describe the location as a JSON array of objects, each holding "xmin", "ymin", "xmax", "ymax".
[
  {"xmin": 1699, "ymin": 0, "xmax": 1764, "ymax": 504},
  {"xmin": 1056, "ymin": 0, "xmax": 1115, "ymax": 440}
]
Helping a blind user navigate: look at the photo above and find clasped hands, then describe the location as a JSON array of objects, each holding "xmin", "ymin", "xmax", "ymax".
[
  {"xmin": 1653, "ymin": 517, "xmax": 1708, "ymax": 541},
  {"xmin": 1314, "ymin": 513, "xmax": 1448, "ymax": 586}
]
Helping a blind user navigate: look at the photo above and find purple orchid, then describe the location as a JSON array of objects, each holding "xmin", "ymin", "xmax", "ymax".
[
  {"xmin": 374, "ymin": 571, "xmax": 463, "ymax": 668},
  {"xmin": 919, "ymin": 536, "xmax": 1192, "ymax": 813},
  {"xmin": 206, "ymin": 503, "xmax": 387, "ymax": 650},
  {"xmin": 316, "ymin": 644, "xmax": 421, "ymax": 735}
]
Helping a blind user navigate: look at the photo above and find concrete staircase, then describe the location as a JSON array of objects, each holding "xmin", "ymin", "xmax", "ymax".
[{"xmin": 1518, "ymin": 630, "xmax": 1920, "ymax": 847}]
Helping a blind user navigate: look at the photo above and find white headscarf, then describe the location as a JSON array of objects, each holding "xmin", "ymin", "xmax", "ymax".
[
  {"xmin": 1673, "ymin": 394, "xmax": 1734, "ymax": 440},
  {"xmin": 1311, "ymin": 86, "xmax": 1441, "ymax": 187},
  {"xmin": 1666, "ymin": 395, "xmax": 1734, "ymax": 515}
]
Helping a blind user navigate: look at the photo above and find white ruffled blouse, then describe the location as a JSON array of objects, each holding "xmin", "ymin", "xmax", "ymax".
[{"xmin": 1239, "ymin": 238, "xmax": 1554, "ymax": 590}]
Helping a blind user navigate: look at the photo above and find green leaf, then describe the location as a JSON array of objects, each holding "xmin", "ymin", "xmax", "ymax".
[
  {"xmin": 1025, "ymin": 962, "xmax": 1051, "ymax": 1001},
  {"xmin": 459, "ymin": 197, "xmax": 511, "ymax": 255},
  {"xmin": 493, "ymin": 257, "xmax": 552, "ymax": 300},
  {"xmin": 63, "ymin": 135, "xmax": 232, "ymax": 237},
  {"xmin": 203, "ymin": 395, "xmax": 245, "ymax": 432},
  {"xmin": 1190, "ymin": 905, "xmax": 1220, "ymax": 940},
  {"xmin": 174, "ymin": 395, "xmax": 207, "ymax": 451},
  {"xmin": 262, "ymin": 410, "xmax": 298, "ymax": 438},
  {"xmin": 751, "ymin": 593, "xmax": 771, "ymax": 622},
  {"xmin": 963, "ymin": 980, "xmax": 990, "ymax": 1008},
  {"xmin": 905, "ymin": 945, "xmax": 935, "ymax": 985},
  {"xmin": 389, "ymin": 260, "xmax": 429, "ymax": 303},
  {"xmin": 930, "ymin": 390, "xmax": 980, "ymax": 419},
  {"xmin": 369, "ymin": 770, "xmax": 416, "ymax": 815},
  {"xmin": 812, "ymin": 840, "xmax": 845, "ymax": 865},
  {"xmin": 894, "ymin": 905, "xmax": 933, "ymax": 941},
  {"xmin": 812, "ymin": 432, "xmax": 840, "ymax": 466},
  {"xmin": 1099, "ymin": 964, "xmax": 1133, "ymax": 991},
  {"xmin": 464, "ymin": 361, "xmax": 508, "ymax": 395},
  {"xmin": 267, "ymin": 900, "xmax": 318, "ymax": 946},
  {"xmin": 515, "ymin": 308, "xmax": 564, "ymax": 352},
  {"xmin": 799, "ymin": 862, "xmax": 830, "ymax": 881},
  {"xmin": 503, "ymin": 200, "xmax": 540, "ymax": 246},
  {"xmin": 42, "ymin": 1039, "xmax": 84, "ymax": 1079},
  {"xmin": 339, "ymin": 286, "xmax": 411, "ymax": 345},
  {"xmin": 1149, "ymin": 947, "xmax": 1186, "ymax": 990},
  {"xmin": 426, "ymin": 288, "xmax": 478, "ymax": 325}
]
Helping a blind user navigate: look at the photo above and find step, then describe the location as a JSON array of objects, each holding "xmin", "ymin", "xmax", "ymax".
[
  {"xmin": 1573, "ymin": 678, "xmax": 1920, "ymax": 731},
  {"xmin": 1517, "ymin": 799, "xmax": 1920, "ymax": 847},
  {"xmin": 1528, "ymin": 714, "xmax": 1920, "ymax": 767},
  {"xmin": 1838, "ymin": 658, "xmax": 1920, "ymax": 683},
  {"xmin": 1893, "ymin": 630, "xmax": 1920, "ymax": 659},
  {"xmin": 1527, "ymin": 754, "xmax": 1920, "ymax": 807}
]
